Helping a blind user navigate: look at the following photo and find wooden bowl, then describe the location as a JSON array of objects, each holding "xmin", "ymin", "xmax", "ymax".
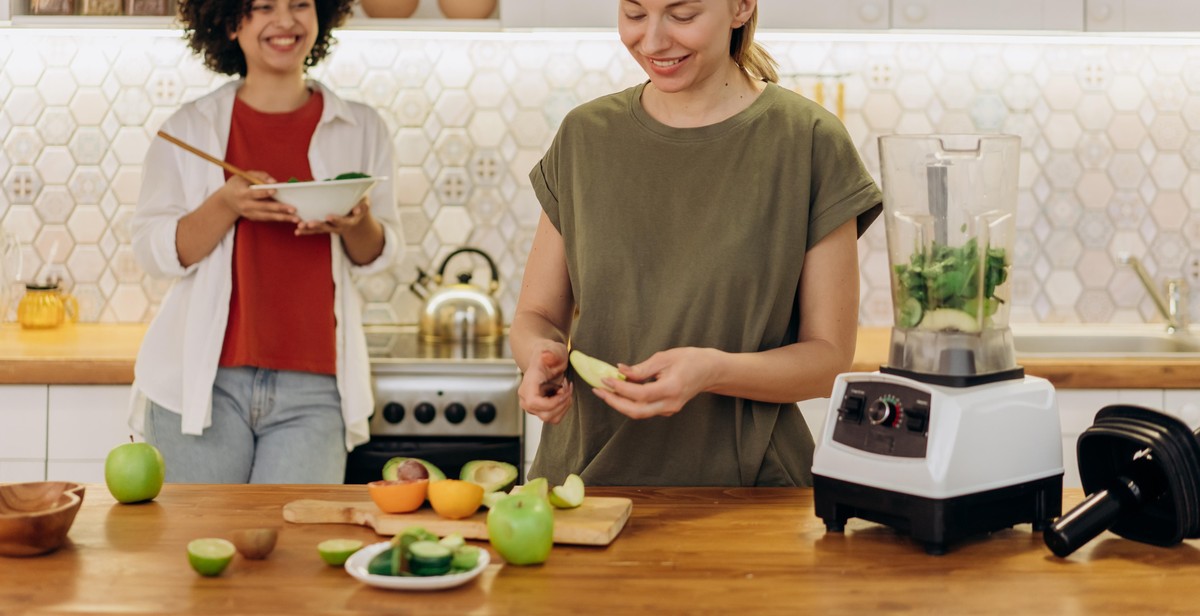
[{"xmin": 0, "ymin": 481, "xmax": 86, "ymax": 557}]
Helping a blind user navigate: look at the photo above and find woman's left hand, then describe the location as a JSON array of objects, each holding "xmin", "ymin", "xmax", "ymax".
[
  {"xmin": 294, "ymin": 196, "xmax": 370, "ymax": 236},
  {"xmin": 593, "ymin": 347, "xmax": 719, "ymax": 420}
]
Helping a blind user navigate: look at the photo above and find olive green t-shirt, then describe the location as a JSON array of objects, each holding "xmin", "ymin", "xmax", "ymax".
[{"xmin": 528, "ymin": 82, "xmax": 882, "ymax": 487}]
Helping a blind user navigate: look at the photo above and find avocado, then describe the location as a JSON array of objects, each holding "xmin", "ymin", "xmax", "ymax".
[
  {"xmin": 459, "ymin": 460, "xmax": 518, "ymax": 493},
  {"xmin": 381, "ymin": 457, "xmax": 446, "ymax": 482}
]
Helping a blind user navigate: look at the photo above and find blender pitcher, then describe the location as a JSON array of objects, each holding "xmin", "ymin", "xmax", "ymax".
[{"xmin": 879, "ymin": 134, "xmax": 1020, "ymax": 382}]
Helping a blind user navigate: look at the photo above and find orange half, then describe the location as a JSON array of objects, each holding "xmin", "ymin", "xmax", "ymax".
[
  {"xmin": 367, "ymin": 479, "xmax": 428, "ymax": 514},
  {"xmin": 427, "ymin": 479, "xmax": 484, "ymax": 520}
]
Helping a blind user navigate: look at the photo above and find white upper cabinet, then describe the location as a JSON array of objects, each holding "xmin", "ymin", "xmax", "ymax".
[
  {"xmin": 758, "ymin": 1, "xmax": 889, "ymax": 30},
  {"xmin": 501, "ymin": 0, "xmax": 617, "ymax": 28},
  {"xmin": 1086, "ymin": 0, "xmax": 1200, "ymax": 32},
  {"xmin": 892, "ymin": 0, "xmax": 1083, "ymax": 30}
]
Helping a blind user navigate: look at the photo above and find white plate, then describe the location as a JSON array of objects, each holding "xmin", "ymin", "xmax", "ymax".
[
  {"xmin": 249, "ymin": 176, "xmax": 386, "ymax": 222},
  {"xmin": 344, "ymin": 541, "xmax": 491, "ymax": 591}
]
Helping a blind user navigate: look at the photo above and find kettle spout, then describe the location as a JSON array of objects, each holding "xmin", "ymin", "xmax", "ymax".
[{"xmin": 410, "ymin": 266, "xmax": 432, "ymax": 299}]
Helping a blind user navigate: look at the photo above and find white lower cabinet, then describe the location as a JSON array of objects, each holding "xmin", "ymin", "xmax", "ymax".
[
  {"xmin": 799, "ymin": 398, "xmax": 831, "ymax": 442},
  {"xmin": 0, "ymin": 385, "xmax": 48, "ymax": 482},
  {"xmin": 523, "ymin": 414, "xmax": 542, "ymax": 479},
  {"xmin": 46, "ymin": 385, "xmax": 133, "ymax": 483}
]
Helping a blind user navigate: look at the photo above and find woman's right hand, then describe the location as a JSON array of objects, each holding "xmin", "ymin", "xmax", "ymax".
[
  {"xmin": 518, "ymin": 342, "xmax": 574, "ymax": 424},
  {"xmin": 219, "ymin": 172, "xmax": 299, "ymax": 223}
]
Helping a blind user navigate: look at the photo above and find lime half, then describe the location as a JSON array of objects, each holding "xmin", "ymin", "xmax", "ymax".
[
  {"xmin": 317, "ymin": 539, "xmax": 364, "ymax": 566},
  {"xmin": 187, "ymin": 538, "xmax": 236, "ymax": 577}
]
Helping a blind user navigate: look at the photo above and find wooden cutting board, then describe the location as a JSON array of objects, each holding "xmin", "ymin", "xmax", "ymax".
[{"xmin": 282, "ymin": 496, "xmax": 632, "ymax": 546}]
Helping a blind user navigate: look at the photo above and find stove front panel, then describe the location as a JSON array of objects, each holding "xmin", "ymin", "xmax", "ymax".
[{"xmin": 369, "ymin": 363, "xmax": 522, "ymax": 438}]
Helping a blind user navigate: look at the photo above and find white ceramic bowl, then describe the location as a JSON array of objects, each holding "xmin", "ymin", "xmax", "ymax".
[
  {"xmin": 344, "ymin": 541, "xmax": 491, "ymax": 591},
  {"xmin": 250, "ymin": 176, "xmax": 384, "ymax": 223}
]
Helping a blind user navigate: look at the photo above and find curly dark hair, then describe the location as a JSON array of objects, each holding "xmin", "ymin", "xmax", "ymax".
[{"xmin": 177, "ymin": 0, "xmax": 354, "ymax": 77}]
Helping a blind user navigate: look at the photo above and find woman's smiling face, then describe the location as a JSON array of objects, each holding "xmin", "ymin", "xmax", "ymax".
[
  {"xmin": 618, "ymin": 0, "xmax": 747, "ymax": 94},
  {"xmin": 233, "ymin": 0, "xmax": 319, "ymax": 78}
]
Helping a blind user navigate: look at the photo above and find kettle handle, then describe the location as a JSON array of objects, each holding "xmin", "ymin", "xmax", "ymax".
[{"xmin": 436, "ymin": 247, "xmax": 500, "ymax": 292}]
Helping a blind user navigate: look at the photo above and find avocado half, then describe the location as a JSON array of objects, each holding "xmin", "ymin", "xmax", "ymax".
[
  {"xmin": 381, "ymin": 457, "xmax": 447, "ymax": 482},
  {"xmin": 460, "ymin": 460, "xmax": 518, "ymax": 493}
]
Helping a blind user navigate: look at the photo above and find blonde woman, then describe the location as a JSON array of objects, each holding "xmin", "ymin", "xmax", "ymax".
[{"xmin": 511, "ymin": 0, "xmax": 881, "ymax": 486}]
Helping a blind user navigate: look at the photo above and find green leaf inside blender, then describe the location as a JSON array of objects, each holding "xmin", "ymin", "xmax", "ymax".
[{"xmin": 893, "ymin": 237, "xmax": 1008, "ymax": 331}]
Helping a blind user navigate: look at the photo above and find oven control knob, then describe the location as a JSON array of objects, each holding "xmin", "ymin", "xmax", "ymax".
[
  {"xmin": 445, "ymin": 402, "xmax": 467, "ymax": 424},
  {"xmin": 382, "ymin": 402, "xmax": 405, "ymax": 424},
  {"xmin": 414, "ymin": 402, "xmax": 436, "ymax": 424},
  {"xmin": 474, "ymin": 402, "xmax": 497, "ymax": 424}
]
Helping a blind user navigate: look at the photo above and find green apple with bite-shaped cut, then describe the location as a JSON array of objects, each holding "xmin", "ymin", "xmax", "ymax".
[
  {"xmin": 487, "ymin": 493, "xmax": 554, "ymax": 565},
  {"xmin": 105, "ymin": 441, "xmax": 165, "ymax": 504},
  {"xmin": 569, "ymin": 350, "xmax": 626, "ymax": 392},
  {"xmin": 548, "ymin": 473, "xmax": 585, "ymax": 509}
]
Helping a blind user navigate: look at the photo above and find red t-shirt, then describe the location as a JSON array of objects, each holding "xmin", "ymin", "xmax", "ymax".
[{"xmin": 218, "ymin": 90, "xmax": 336, "ymax": 375}]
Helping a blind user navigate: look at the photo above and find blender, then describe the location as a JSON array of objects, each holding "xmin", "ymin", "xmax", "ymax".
[{"xmin": 811, "ymin": 134, "xmax": 1064, "ymax": 555}]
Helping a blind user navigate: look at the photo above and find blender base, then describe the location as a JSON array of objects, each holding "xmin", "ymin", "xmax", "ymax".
[{"xmin": 813, "ymin": 474, "xmax": 1063, "ymax": 555}]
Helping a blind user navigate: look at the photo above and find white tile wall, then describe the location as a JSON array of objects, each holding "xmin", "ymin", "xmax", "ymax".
[{"xmin": 2, "ymin": 31, "xmax": 1200, "ymax": 328}]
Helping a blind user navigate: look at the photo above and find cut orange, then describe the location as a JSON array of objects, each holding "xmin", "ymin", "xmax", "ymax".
[
  {"xmin": 427, "ymin": 479, "xmax": 484, "ymax": 520},
  {"xmin": 368, "ymin": 479, "xmax": 428, "ymax": 514}
]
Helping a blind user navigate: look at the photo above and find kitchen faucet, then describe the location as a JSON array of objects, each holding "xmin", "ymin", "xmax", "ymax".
[{"xmin": 1118, "ymin": 253, "xmax": 1189, "ymax": 333}]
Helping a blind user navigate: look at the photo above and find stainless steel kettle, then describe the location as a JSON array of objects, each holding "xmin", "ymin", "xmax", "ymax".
[{"xmin": 411, "ymin": 247, "xmax": 503, "ymax": 342}]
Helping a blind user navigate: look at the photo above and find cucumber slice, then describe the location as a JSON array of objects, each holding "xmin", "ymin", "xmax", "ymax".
[
  {"xmin": 407, "ymin": 540, "xmax": 453, "ymax": 576},
  {"xmin": 368, "ymin": 547, "xmax": 395, "ymax": 576},
  {"xmin": 896, "ymin": 297, "xmax": 923, "ymax": 329}
]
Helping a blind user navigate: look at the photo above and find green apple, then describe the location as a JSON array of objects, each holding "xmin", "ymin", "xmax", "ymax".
[
  {"xmin": 510, "ymin": 477, "xmax": 549, "ymax": 500},
  {"xmin": 569, "ymin": 350, "xmax": 626, "ymax": 392},
  {"xmin": 105, "ymin": 441, "xmax": 165, "ymax": 504},
  {"xmin": 548, "ymin": 473, "xmax": 585, "ymax": 509},
  {"xmin": 486, "ymin": 493, "xmax": 554, "ymax": 565}
]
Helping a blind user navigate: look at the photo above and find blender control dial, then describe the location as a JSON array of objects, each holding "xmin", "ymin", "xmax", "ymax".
[{"xmin": 868, "ymin": 395, "xmax": 903, "ymax": 428}]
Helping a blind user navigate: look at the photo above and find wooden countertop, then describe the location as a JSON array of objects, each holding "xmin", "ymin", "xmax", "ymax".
[
  {"xmin": 1, "ymin": 324, "xmax": 1197, "ymax": 388},
  {"xmin": 0, "ymin": 323, "xmax": 145, "ymax": 384},
  {"xmin": 3, "ymin": 484, "xmax": 1197, "ymax": 614}
]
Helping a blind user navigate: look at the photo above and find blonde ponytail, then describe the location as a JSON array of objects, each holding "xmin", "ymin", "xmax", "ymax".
[{"xmin": 730, "ymin": 7, "xmax": 778, "ymax": 83}]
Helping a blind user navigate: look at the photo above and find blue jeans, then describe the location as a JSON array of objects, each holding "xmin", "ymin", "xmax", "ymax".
[{"xmin": 144, "ymin": 367, "xmax": 346, "ymax": 484}]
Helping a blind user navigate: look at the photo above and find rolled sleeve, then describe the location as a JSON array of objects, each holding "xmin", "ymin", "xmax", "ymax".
[{"xmin": 130, "ymin": 136, "xmax": 200, "ymax": 279}]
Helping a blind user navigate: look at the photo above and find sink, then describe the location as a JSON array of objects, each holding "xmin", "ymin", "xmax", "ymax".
[{"xmin": 1012, "ymin": 326, "xmax": 1200, "ymax": 358}]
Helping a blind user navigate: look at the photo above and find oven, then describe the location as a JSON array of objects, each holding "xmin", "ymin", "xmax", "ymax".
[{"xmin": 344, "ymin": 326, "xmax": 524, "ymax": 484}]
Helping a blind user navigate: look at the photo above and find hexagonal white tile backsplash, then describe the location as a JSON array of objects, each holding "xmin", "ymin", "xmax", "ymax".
[{"xmin": 2, "ymin": 30, "xmax": 1200, "ymax": 327}]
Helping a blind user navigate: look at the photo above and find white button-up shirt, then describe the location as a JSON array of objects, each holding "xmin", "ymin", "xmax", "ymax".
[{"xmin": 128, "ymin": 79, "xmax": 402, "ymax": 451}]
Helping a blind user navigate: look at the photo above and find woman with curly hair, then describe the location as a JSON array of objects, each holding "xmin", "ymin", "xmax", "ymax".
[{"xmin": 128, "ymin": 0, "xmax": 402, "ymax": 484}]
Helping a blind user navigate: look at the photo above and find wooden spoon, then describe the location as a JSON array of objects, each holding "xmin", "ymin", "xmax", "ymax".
[{"xmin": 156, "ymin": 130, "xmax": 266, "ymax": 186}]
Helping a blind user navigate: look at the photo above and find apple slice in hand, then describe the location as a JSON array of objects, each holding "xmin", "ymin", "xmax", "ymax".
[
  {"xmin": 548, "ymin": 473, "xmax": 585, "ymax": 509},
  {"xmin": 569, "ymin": 350, "xmax": 626, "ymax": 392}
]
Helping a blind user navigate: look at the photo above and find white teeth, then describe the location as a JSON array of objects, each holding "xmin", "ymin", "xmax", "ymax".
[
  {"xmin": 651, "ymin": 58, "xmax": 682, "ymax": 67},
  {"xmin": 268, "ymin": 36, "xmax": 298, "ymax": 46}
]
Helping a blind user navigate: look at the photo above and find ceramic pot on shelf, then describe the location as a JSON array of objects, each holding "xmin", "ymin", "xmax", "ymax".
[
  {"xmin": 437, "ymin": 0, "xmax": 496, "ymax": 19},
  {"xmin": 361, "ymin": 0, "xmax": 419, "ymax": 18}
]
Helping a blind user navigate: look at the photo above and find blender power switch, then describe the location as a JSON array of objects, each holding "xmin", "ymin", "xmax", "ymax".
[
  {"xmin": 906, "ymin": 413, "xmax": 928, "ymax": 432},
  {"xmin": 840, "ymin": 395, "xmax": 865, "ymax": 421}
]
